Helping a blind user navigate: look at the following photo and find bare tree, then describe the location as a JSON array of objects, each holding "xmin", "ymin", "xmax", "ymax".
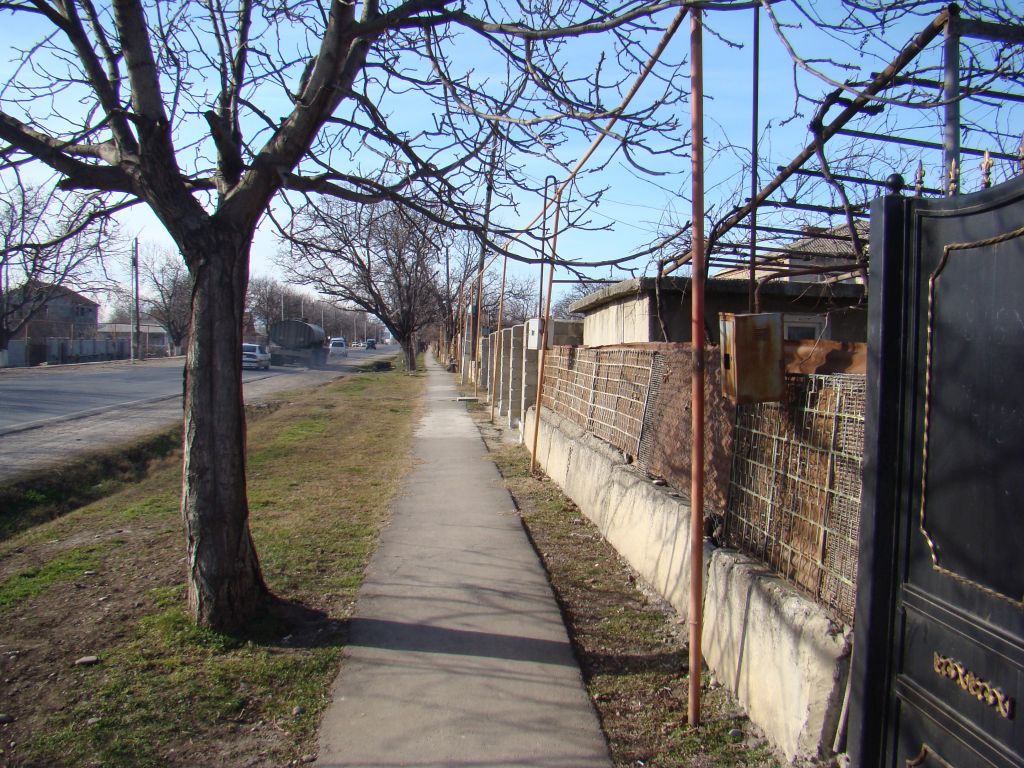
[
  {"xmin": 0, "ymin": 184, "xmax": 113, "ymax": 359},
  {"xmin": 0, "ymin": 0, "xmax": 699, "ymax": 630},
  {"xmin": 484, "ymin": 272, "xmax": 538, "ymax": 327},
  {"xmin": 103, "ymin": 287, "xmax": 134, "ymax": 324},
  {"xmin": 246, "ymin": 277, "xmax": 314, "ymax": 335},
  {"xmin": 246, "ymin": 276, "xmax": 282, "ymax": 338},
  {"xmin": 551, "ymin": 281, "xmax": 598, "ymax": 320},
  {"xmin": 283, "ymin": 198, "xmax": 447, "ymax": 371},
  {"xmin": 141, "ymin": 247, "xmax": 192, "ymax": 355}
]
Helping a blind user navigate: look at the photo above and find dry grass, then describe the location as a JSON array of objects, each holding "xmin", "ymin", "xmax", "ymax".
[{"xmin": 0, "ymin": 367, "xmax": 423, "ymax": 767}]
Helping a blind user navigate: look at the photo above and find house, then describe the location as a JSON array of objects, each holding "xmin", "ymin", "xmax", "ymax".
[
  {"xmin": 3, "ymin": 283, "xmax": 102, "ymax": 366},
  {"xmin": 96, "ymin": 322, "xmax": 170, "ymax": 356},
  {"xmin": 716, "ymin": 221, "xmax": 868, "ymax": 286},
  {"xmin": 569, "ymin": 275, "xmax": 866, "ymax": 347},
  {"xmin": 7, "ymin": 283, "xmax": 100, "ymax": 342}
]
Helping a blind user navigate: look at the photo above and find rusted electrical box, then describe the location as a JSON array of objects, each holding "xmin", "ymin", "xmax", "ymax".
[{"xmin": 719, "ymin": 313, "xmax": 785, "ymax": 404}]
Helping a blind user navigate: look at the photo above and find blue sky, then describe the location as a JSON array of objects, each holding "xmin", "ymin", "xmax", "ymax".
[{"xmin": 1, "ymin": 2, "xmax": 1020, "ymax": 307}]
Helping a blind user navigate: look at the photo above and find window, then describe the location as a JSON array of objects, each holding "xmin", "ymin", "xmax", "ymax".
[{"xmin": 783, "ymin": 313, "xmax": 828, "ymax": 342}]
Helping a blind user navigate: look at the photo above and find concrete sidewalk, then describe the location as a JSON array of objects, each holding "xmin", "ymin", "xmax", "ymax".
[{"xmin": 316, "ymin": 357, "xmax": 611, "ymax": 768}]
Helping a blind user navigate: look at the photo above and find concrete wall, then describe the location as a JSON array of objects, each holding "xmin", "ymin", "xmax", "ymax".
[
  {"xmin": 638, "ymin": 291, "xmax": 867, "ymax": 345},
  {"xmin": 702, "ymin": 551, "xmax": 849, "ymax": 761},
  {"xmin": 526, "ymin": 318, "xmax": 585, "ymax": 349},
  {"xmin": 485, "ymin": 332, "xmax": 498, "ymax": 402},
  {"xmin": 520, "ymin": 348, "xmax": 539, "ymax": 442},
  {"xmin": 581, "ymin": 295, "xmax": 649, "ymax": 346},
  {"xmin": 4, "ymin": 341, "xmax": 26, "ymax": 367},
  {"xmin": 498, "ymin": 328, "xmax": 513, "ymax": 417},
  {"xmin": 460, "ymin": 344, "xmax": 472, "ymax": 385},
  {"xmin": 478, "ymin": 337, "xmax": 490, "ymax": 395},
  {"xmin": 574, "ymin": 278, "xmax": 867, "ymax": 346},
  {"xmin": 524, "ymin": 406, "xmax": 851, "ymax": 763},
  {"xmin": 525, "ymin": 407, "xmax": 699, "ymax": 619},
  {"xmin": 507, "ymin": 325, "xmax": 525, "ymax": 427},
  {"xmin": 551, "ymin": 320, "xmax": 584, "ymax": 347}
]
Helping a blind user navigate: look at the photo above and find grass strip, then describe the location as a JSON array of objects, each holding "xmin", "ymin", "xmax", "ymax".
[
  {"xmin": 3, "ymin": 367, "xmax": 423, "ymax": 767},
  {"xmin": 0, "ymin": 430, "xmax": 181, "ymax": 542},
  {"xmin": 0, "ymin": 543, "xmax": 108, "ymax": 612}
]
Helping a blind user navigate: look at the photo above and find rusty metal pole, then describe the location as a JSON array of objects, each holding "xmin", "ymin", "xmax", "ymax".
[
  {"xmin": 474, "ymin": 266, "xmax": 485, "ymax": 395},
  {"xmin": 461, "ymin": 285, "xmax": 473, "ymax": 381},
  {"xmin": 489, "ymin": 256, "xmax": 508, "ymax": 422},
  {"xmin": 474, "ymin": 140, "xmax": 499, "ymax": 395},
  {"xmin": 538, "ymin": 175, "xmax": 556, "ymax": 316},
  {"xmin": 748, "ymin": 5, "xmax": 760, "ymax": 312},
  {"xmin": 943, "ymin": 6, "xmax": 960, "ymax": 195},
  {"xmin": 688, "ymin": 7, "xmax": 706, "ymax": 728},
  {"xmin": 455, "ymin": 281, "xmax": 465, "ymax": 372},
  {"xmin": 530, "ymin": 193, "xmax": 561, "ymax": 476}
]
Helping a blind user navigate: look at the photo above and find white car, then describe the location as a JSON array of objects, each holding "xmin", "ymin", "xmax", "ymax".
[
  {"xmin": 328, "ymin": 338, "xmax": 348, "ymax": 358},
  {"xmin": 242, "ymin": 343, "xmax": 271, "ymax": 370}
]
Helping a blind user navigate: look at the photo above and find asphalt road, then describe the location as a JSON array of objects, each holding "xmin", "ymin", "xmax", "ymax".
[{"xmin": 0, "ymin": 346, "xmax": 398, "ymax": 483}]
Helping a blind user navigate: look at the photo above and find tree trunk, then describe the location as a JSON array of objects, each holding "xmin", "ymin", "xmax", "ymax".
[
  {"xmin": 400, "ymin": 335, "xmax": 417, "ymax": 372},
  {"xmin": 181, "ymin": 229, "xmax": 267, "ymax": 633}
]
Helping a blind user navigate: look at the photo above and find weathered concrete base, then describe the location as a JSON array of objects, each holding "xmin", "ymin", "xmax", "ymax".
[
  {"xmin": 524, "ymin": 405, "xmax": 851, "ymax": 763},
  {"xmin": 525, "ymin": 405, "xmax": 700, "ymax": 619},
  {"xmin": 702, "ymin": 550, "xmax": 850, "ymax": 762}
]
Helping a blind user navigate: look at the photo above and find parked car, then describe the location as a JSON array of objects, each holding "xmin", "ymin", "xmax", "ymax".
[
  {"xmin": 328, "ymin": 338, "xmax": 348, "ymax": 358},
  {"xmin": 242, "ymin": 343, "xmax": 271, "ymax": 370},
  {"xmin": 364, "ymin": 339, "xmax": 377, "ymax": 350}
]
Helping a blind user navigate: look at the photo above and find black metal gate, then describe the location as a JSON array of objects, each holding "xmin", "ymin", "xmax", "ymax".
[{"xmin": 849, "ymin": 176, "xmax": 1024, "ymax": 768}]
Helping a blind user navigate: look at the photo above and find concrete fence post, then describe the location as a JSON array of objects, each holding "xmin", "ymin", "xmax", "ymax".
[
  {"xmin": 498, "ymin": 327, "xmax": 513, "ymax": 417},
  {"xmin": 508, "ymin": 325, "xmax": 525, "ymax": 428}
]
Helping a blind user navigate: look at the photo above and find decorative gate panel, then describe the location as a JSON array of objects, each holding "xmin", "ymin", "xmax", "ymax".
[{"xmin": 849, "ymin": 177, "xmax": 1024, "ymax": 768}]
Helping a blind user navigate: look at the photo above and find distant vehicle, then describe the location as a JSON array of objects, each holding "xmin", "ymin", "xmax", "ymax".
[
  {"xmin": 242, "ymin": 343, "xmax": 271, "ymax": 370},
  {"xmin": 328, "ymin": 338, "xmax": 348, "ymax": 358},
  {"xmin": 268, "ymin": 320, "xmax": 328, "ymax": 367},
  {"xmin": 364, "ymin": 339, "xmax": 377, "ymax": 350}
]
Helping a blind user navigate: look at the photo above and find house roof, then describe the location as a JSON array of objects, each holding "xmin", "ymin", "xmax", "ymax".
[
  {"xmin": 569, "ymin": 276, "xmax": 865, "ymax": 315},
  {"xmin": 17, "ymin": 281, "xmax": 100, "ymax": 307},
  {"xmin": 786, "ymin": 221, "xmax": 869, "ymax": 258}
]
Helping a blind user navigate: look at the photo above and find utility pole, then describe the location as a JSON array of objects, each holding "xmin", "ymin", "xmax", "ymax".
[
  {"xmin": 1, "ymin": 251, "xmax": 8, "ymax": 367},
  {"xmin": 130, "ymin": 239, "xmax": 140, "ymax": 363}
]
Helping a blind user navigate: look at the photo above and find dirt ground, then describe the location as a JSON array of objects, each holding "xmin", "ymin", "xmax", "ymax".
[{"xmin": 2, "ymin": 515, "xmax": 188, "ymax": 765}]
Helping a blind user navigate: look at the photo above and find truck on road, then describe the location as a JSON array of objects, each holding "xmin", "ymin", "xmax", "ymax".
[{"xmin": 268, "ymin": 320, "xmax": 328, "ymax": 367}]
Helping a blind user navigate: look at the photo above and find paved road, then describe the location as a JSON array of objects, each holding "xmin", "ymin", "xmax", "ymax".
[{"xmin": 0, "ymin": 348, "xmax": 397, "ymax": 483}]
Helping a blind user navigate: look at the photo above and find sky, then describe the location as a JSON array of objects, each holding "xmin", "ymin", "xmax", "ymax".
[{"xmin": 1, "ymin": 2, "xmax": 1020, "ymax": 310}]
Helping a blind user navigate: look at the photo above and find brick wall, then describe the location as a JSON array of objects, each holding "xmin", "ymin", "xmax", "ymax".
[
  {"xmin": 541, "ymin": 342, "xmax": 735, "ymax": 514},
  {"xmin": 630, "ymin": 343, "xmax": 736, "ymax": 514}
]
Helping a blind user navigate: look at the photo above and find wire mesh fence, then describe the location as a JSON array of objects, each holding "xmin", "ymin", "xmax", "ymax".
[
  {"xmin": 725, "ymin": 373, "xmax": 866, "ymax": 625},
  {"xmin": 540, "ymin": 346, "xmax": 866, "ymax": 625},
  {"xmin": 541, "ymin": 346, "xmax": 659, "ymax": 461}
]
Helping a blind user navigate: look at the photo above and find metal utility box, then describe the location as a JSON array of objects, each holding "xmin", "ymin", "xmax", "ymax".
[{"xmin": 719, "ymin": 313, "xmax": 784, "ymax": 404}]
